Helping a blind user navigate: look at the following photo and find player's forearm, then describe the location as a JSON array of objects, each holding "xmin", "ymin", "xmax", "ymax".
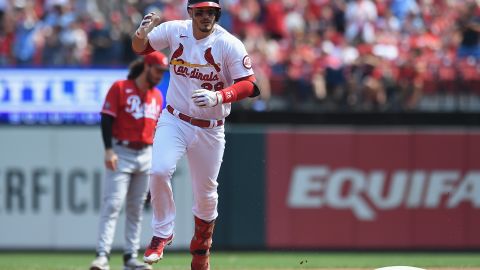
[
  {"xmin": 100, "ymin": 113, "xmax": 114, "ymax": 149},
  {"xmin": 132, "ymin": 36, "xmax": 149, "ymax": 54},
  {"xmin": 131, "ymin": 36, "xmax": 156, "ymax": 55},
  {"xmin": 132, "ymin": 12, "xmax": 161, "ymax": 54},
  {"xmin": 219, "ymin": 76, "xmax": 260, "ymax": 103},
  {"xmin": 192, "ymin": 77, "xmax": 261, "ymax": 108}
]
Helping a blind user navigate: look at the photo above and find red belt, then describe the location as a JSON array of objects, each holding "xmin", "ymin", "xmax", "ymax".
[
  {"xmin": 115, "ymin": 140, "xmax": 152, "ymax": 150},
  {"xmin": 166, "ymin": 105, "xmax": 224, "ymax": 128}
]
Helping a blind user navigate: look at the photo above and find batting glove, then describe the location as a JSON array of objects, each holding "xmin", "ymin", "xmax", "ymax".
[
  {"xmin": 191, "ymin": 89, "xmax": 223, "ymax": 108},
  {"xmin": 135, "ymin": 12, "xmax": 160, "ymax": 39}
]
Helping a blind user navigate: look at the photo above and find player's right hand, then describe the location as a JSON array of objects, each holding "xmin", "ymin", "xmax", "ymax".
[
  {"xmin": 135, "ymin": 12, "xmax": 161, "ymax": 39},
  {"xmin": 192, "ymin": 88, "xmax": 223, "ymax": 107},
  {"xmin": 105, "ymin": 149, "xmax": 118, "ymax": 171}
]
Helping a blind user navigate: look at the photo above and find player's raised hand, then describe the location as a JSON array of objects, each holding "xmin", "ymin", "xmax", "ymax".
[
  {"xmin": 135, "ymin": 12, "xmax": 161, "ymax": 39},
  {"xmin": 104, "ymin": 149, "xmax": 118, "ymax": 171},
  {"xmin": 192, "ymin": 89, "xmax": 223, "ymax": 107}
]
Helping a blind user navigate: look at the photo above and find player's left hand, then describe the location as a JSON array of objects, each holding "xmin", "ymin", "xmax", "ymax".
[
  {"xmin": 135, "ymin": 12, "xmax": 161, "ymax": 39},
  {"xmin": 191, "ymin": 89, "xmax": 223, "ymax": 107}
]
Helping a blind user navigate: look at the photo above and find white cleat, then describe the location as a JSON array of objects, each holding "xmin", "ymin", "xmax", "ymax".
[
  {"xmin": 143, "ymin": 252, "xmax": 164, "ymax": 265},
  {"xmin": 90, "ymin": 255, "xmax": 110, "ymax": 270}
]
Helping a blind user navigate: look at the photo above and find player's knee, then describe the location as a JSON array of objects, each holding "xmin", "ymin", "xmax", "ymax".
[
  {"xmin": 150, "ymin": 164, "xmax": 174, "ymax": 180},
  {"xmin": 125, "ymin": 197, "xmax": 145, "ymax": 213},
  {"xmin": 102, "ymin": 197, "xmax": 123, "ymax": 216},
  {"xmin": 125, "ymin": 207, "xmax": 143, "ymax": 222},
  {"xmin": 150, "ymin": 171, "xmax": 170, "ymax": 184}
]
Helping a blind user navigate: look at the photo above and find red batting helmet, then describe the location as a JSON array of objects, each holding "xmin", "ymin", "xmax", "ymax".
[
  {"xmin": 144, "ymin": 51, "xmax": 169, "ymax": 70},
  {"xmin": 187, "ymin": 0, "xmax": 221, "ymax": 9},
  {"xmin": 187, "ymin": 0, "xmax": 221, "ymax": 22}
]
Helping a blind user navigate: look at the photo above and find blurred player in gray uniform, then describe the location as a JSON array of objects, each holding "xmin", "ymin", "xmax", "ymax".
[
  {"xmin": 90, "ymin": 52, "xmax": 168, "ymax": 270},
  {"xmin": 131, "ymin": 0, "xmax": 260, "ymax": 269}
]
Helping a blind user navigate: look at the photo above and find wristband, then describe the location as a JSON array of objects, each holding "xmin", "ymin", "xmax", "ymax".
[
  {"xmin": 216, "ymin": 92, "xmax": 223, "ymax": 105},
  {"xmin": 220, "ymin": 87, "xmax": 237, "ymax": 103}
]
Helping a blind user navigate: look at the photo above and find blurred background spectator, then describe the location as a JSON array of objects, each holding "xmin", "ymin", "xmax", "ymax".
[{"xmin": 1, "ymin": 0, "xmax": 479, "ymax": 112}]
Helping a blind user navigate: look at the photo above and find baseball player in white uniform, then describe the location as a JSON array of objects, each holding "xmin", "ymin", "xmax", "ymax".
[{"xmin": 132, "ymin": 0, "xmax": 260, "ymax": 269}]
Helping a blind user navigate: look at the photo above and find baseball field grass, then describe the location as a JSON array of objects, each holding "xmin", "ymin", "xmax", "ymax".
[
  {"xmin": 0, "ymin": 251, "xmax": 479, "ymax": 270},
  {"xmin": 0, "ymin": 250, "xmax": 480, "ymax": 270}
]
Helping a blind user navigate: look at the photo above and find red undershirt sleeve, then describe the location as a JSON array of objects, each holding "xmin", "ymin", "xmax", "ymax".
[{"xmin": 219, "ymin": 76, "xmax": 257, "ymax": 103}]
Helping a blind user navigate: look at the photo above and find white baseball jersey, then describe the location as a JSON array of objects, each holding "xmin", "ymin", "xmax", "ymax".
[{"xmin": 147, "ymin": 20, "xmax": 254, "ymax": 120}]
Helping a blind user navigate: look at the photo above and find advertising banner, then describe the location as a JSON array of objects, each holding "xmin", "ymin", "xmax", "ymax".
[
  {"xmin": 0, "ymin": 68, "xmax": 127, "ymax": 124},
  {"xmin": 0, "ymin": 127, "xmax": 193, "ymax": 250},
  {"xmin": 266, "ymin": 128, "xmax": 480, "ymax": 249}
]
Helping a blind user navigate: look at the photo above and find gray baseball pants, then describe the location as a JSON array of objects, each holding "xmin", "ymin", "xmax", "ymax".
[{"xmin": 95, "ymin": 143, "xmax": 152, "ymax": 256}]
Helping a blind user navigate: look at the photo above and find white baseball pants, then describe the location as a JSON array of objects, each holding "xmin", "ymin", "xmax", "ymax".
[{"xmin": 150, "ymin": 111, "xmax": 225, "ymax": 238}]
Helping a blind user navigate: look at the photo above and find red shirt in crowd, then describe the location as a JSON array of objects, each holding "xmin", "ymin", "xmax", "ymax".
[{"xmin": 101, "ymin": 79, "xmax": 163, "ymax": 144}]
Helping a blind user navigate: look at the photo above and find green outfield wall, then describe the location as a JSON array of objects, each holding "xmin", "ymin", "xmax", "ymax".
[{"xmin": 215, "ymin": 127, "xmax": 266, "ymax": 249}]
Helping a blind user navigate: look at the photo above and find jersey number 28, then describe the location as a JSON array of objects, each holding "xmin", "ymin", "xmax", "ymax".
[{"xmin": 201, "ymin": 82, "xmax": 225, "ymax": 91}]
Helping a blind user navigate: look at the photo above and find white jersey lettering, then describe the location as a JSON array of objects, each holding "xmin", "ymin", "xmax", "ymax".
[{"xmin": 125, "ymin": 95, "xmax": 160, "ymax": 120}]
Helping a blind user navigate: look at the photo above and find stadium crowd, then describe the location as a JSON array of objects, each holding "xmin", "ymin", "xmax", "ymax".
[{"xmin": 1, "ymin": 0, "xmax": 480, "ymax": 112}]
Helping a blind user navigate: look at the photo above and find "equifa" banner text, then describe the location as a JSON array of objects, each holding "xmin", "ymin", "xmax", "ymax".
[{"xmin": 288, "ymin": 166, "xmax": 480, "ymax": 221}]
